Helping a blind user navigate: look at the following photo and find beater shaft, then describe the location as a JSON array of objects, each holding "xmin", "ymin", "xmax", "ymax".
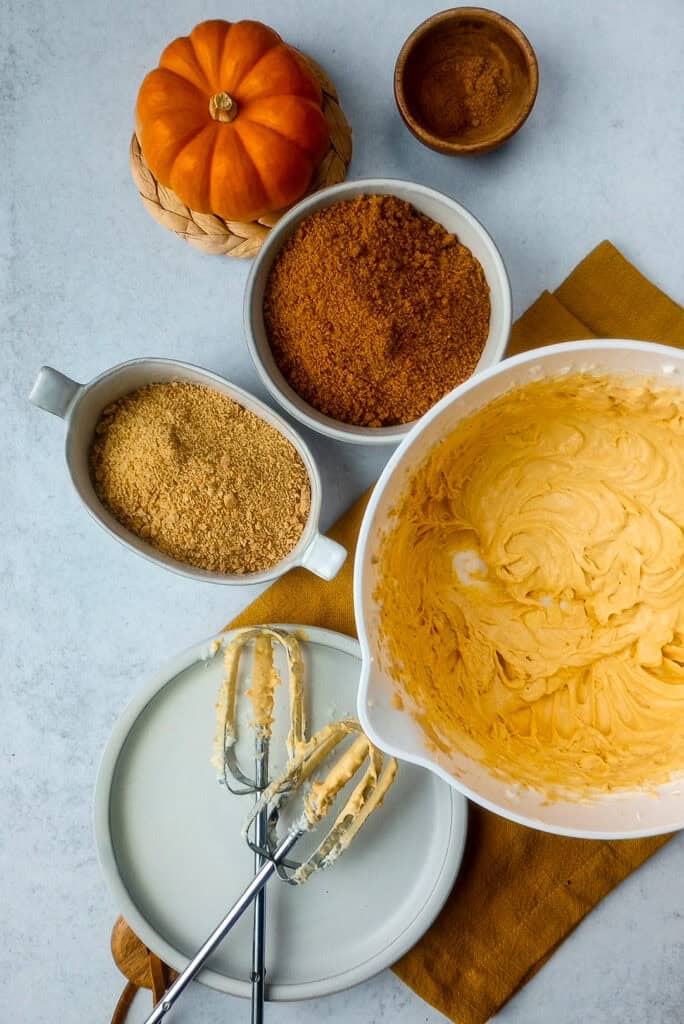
[
  {"xmin": 146, "ymin": 717, "xmax": 398, "ymax": 1023},
  {"xmin": 143, "ymin": 829, "xmax": 302, "ymax": 1024},
  {"xmin": 251, "ymin": 736, "xmax": 268, "ymax": 1024}
]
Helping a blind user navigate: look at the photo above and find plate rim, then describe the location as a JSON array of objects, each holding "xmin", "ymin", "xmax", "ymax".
[{"xmin": 94, "ymin": 624, "xmax": 468, "ymax": 1001}]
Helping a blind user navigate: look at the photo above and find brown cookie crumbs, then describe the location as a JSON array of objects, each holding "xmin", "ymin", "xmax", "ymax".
[
  {"xmin": 89, "ymin": 382, "xmax": 311, "ymax": 574},
  {"xmin": 263, "ymin": 194, "xmax": 490, "ymax": 427}
]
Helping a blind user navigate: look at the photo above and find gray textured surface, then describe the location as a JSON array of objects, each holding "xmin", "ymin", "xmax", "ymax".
[{"xmin": 2, "ymin": 0, "xmax": 683, "ymax": 1022}]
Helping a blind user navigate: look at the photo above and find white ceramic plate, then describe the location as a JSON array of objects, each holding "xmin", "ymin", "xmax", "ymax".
[{"xmin": 95, "ymin": 626, "xmax": 467, "ymax": 1000}]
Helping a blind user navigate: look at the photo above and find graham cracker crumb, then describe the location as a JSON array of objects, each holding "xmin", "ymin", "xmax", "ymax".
[{"xmin": 90, "ymin": 381, "xmax": 311, "ymax": 574}]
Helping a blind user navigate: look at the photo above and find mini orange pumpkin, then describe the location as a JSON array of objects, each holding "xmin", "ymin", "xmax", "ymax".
[{"xmin": 136, "ymin": 19, "xmax": 330, "ymax": 223}]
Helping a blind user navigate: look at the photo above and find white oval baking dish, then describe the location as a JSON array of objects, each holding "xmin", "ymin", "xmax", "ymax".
[{"xmin": 30, "ymin": 358, "xmax": 347, "ymax": 584}]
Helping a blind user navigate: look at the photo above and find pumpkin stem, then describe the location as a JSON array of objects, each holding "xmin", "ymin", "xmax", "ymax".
[{"xmin": 209, "ymin": 92, "xmax": 238, "ymax": 123}]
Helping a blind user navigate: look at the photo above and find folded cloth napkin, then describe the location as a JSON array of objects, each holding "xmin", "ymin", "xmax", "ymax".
[{"xmin": 226, "ymin": 241, "xmax": 684, "ymax": 1024}]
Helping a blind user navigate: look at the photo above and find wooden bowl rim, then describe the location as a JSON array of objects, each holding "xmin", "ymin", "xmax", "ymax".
[{"xmin": 394, "ymin": 6, "xmax": 539, "ymax": 156}]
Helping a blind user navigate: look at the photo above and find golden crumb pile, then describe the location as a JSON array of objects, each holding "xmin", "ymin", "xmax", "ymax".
[{"xmin": 90, "ymin": 382, "xmax": 311, "ymax": 574}]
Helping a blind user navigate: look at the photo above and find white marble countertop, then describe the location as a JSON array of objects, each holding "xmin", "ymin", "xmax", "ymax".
[{"xmin": 3, "ymin": 0, "xmax": 683, "ymax": 1021}]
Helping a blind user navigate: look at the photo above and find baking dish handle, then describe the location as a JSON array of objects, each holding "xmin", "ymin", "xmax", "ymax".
[
  {"xmin": 300, "ymin": 533, "xmax": 347, "ymax": 580},
  {"xmin": 29, "ymin": 365, "xmax": 83, "ymax": 419}
]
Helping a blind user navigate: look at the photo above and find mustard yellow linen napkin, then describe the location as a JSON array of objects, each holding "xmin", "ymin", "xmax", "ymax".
[{"xmin": 226, "ymin": 241, "xmax": 684, "ymax": 1024}]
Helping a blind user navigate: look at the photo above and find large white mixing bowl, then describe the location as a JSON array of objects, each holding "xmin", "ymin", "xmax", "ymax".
[{"xmin": 355, "ymin": 340, "xmax": 684, "ymax": 839}]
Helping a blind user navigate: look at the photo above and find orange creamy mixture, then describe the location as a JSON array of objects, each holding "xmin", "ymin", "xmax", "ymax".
[{"xmin": 376, "ymin": 374, "xmax": 684, "ymax": 795}]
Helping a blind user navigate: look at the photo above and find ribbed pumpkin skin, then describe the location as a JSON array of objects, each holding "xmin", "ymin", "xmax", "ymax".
[{"xmin": 137, "ymin": 20, "xmax": 330, "ymax": 222}]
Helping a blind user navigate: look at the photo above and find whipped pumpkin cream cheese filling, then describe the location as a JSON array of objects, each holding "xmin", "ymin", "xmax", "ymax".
[{"xmin": 376, "ymin": 374, "xmax": 684, "ymax": 795}]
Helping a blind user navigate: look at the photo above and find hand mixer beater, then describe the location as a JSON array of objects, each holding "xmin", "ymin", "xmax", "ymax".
[
  {"xmin": 144, "ymin": 626, "xmax": 398, "ymax": 1024},
  {"xmin": 213, "ymin": 627, "xmax": 306, "ymax": 1024}
]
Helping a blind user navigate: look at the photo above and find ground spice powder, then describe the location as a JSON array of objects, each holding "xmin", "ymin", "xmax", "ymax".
[
  {"xmin": 263, "ymin": 195, "xmax": 490, "ymax": 426},
  {"xmin": 416, "ymin": 54, "xmax": 510, "ymax": 137},
  {"xmin": 90, "ymin": 382, "xmax": 310, "ymax": 574}
]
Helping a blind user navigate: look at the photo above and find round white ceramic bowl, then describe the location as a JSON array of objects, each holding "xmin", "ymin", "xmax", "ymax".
[
  {"xmin": 244, "ymin": 178, "xmax": 512, "ymax": 445},
  {"xmin": 355, "ymin": 339, "xmax": 684, "ymax": 839},
  {"xmin": 29, "ymin": 359, "xmax": 347, "ymax": 585}
]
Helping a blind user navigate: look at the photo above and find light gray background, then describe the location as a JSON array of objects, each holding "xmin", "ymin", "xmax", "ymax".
[{"xmin": 2, "ymin": 1, "xmax": 683, "ymax": 1022}]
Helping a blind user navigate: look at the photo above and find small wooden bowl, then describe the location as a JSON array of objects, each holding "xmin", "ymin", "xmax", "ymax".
[{"xmin": 395, "ymin": 7, "xmax": 538, "ymax": 156}]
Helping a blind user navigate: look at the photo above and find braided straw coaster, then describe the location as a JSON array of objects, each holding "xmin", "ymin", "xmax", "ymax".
[{"xmin": 130, "ymin": 55, "xmax": 352, "ymax": 258}]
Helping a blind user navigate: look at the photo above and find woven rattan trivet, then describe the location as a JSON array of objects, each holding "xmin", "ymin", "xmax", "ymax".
[{"xmin": 130, "ymin": 55, "xmax": 352, "ymax": 258}]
